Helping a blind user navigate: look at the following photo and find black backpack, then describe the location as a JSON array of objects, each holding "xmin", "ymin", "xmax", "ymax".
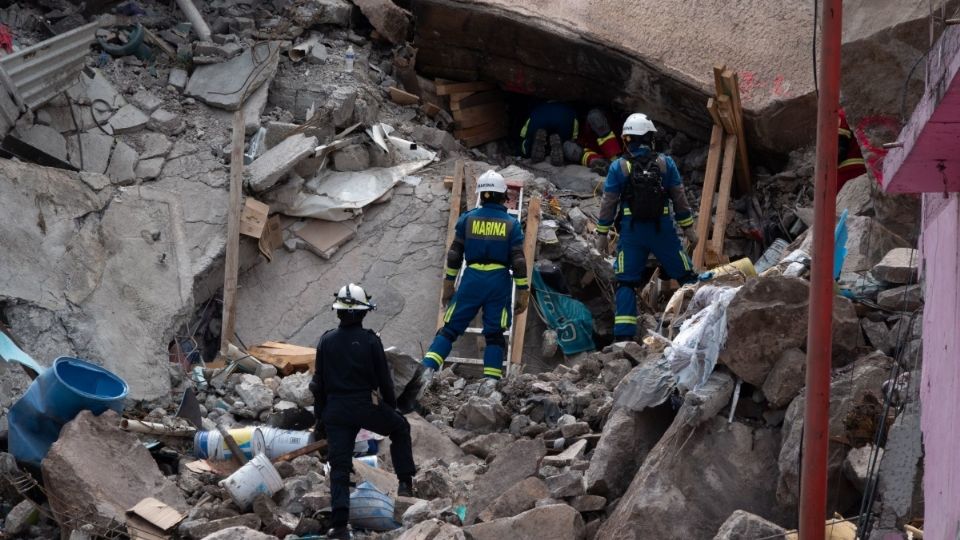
[{"xmin": 621, "ymin": 155, "xmax": 667, "ymax": 229}]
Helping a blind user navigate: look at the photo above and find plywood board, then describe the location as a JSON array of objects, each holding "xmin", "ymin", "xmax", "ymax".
[
  {"xmin": 388, "ymin": 86, "xmax": 420, "ymax": 105},
  {"xmin": 240, "ymin": 198, "xmax": 269, "ymax": 239},
  {"xmin": 693, "ymin": 124, "xmax": 723, "ymax": 269},
  {"xmin": 128, "ymin": 498, "xmax": 184, "ymax": 531},
  {"xmin": 248, "ymin": 341, "xmax": 316, "ymax": 375},
  {"xmin": 258, "ymin": 215, "xmax": 282, "ymax": 261},
  {"xmin": 295, "ymin": 219, "xmax": 356, "ymax": 258}
]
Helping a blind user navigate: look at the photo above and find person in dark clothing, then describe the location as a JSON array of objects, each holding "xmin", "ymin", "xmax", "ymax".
[{"xmin": 311, "ymin": 283, "xmax": 416, "ymax": 540}]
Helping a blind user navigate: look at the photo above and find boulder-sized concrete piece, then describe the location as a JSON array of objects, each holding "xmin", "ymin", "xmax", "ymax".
[
  {"xmin": 277, "ymin": 371, "xmax": 313, "ymax": 407},
  {"xmin": 16, "ymin": 124, "xmax": 68, "ymax": 162},
  {"xmin": 844, "ymin": 444, "xmax": 882, "ymax": 493},
  {"xmin": 712, "ymin": 510, "xmax": 788, "ymax": 540},
  {"xmin": 778, "ymin": 352, "xmax": 895, "ymax": 508},
  {"xmin": 545, "ymin": 470, "xmax": 585, "ymax": 498},
  {"xmin": 138, "ymin": 132, "xmax": 173, "ymax": 160},
  {"xmin": 861, "ymin": 318, "xmax": 891, "ymax": 354},
  {"xmin": 332, "ymin": 144, "xmax": 371, "ymax": 171},
  {"xmin": 109, "ymin": 104, "xmax": 149, "ymax": 134},
  {"xmin": 131, "ymin": 91, "xmax": 163, "ymax": 113},
  {"xmin": 477, "ymin": 477, "xmax": 550, "ymax": 522},
  {"xmin": 3, "ymin": 499, "xmax": 40, "ymax": 535},
  {"xmin": 560, "ymin": 421, "xmax": 590, "ymax": 438},
  {"xmin": 236, "ymin": 380, "xmax": 275, "ymax": 413},
  {"xmin": 465, "ymin": 504, "xmax": 585, "ymax": 540},
  {"xmin": 467, "ymin": 438, "xmax": 546, "ymax": 524},
  {"xmin": 181, "ymin": 515, "xmax": 262, "ymax": 539},
  {"xmin": 601, "ymin": 356, "xmax": 633, "ymax": 390},
  {"xmin": 872, "ymin": 248, "xmax": 919, "ymax": 285},
  {"xmin": 288, "ymin": 0, "xmax": 353, "ymax": 27},
  {"xmin": 106, "ymin": 140, "xmax": 139, "ymax": 185},
  {"xmin": 542, "ymin": 438, "xmax": 588, "ymax": 468},
  {"xmin": 453, "ymin": 396, "xmax": 510, "ymax": 434},
  {"xmin": 411, "ymin": 125, "xmax": 458, "ymax": 152},
  {"xmin": 569, "ymin": 494, "xmax": 606, "ymax": 513},
  {"xmin": 246, "ymin": 133, "xmax": 318, "ymax": 192},
  {"xmin": 354, "ymin": 0, "xmax": 411, "ymax": 45},
  {"xmin": 720, "ymin": 276, "xmax": 859, "ymax": 385},
  {"xmin": 584, "ymin": 404, "xmax": 673, "ymax": 498},
  {"xmin": 397, "ymin": 518, "xmax": 466, "ymax": 540},
  {"xmin": 185, "ymin": 42, "xmax": 280, "ymax": 110},
  {"xmin": 461, "ymin": 432, "xmax": 515, "ymax": 460},
  {"xmin": 877, "ymin": 284, "xmax": 923, "ymax": 311},
  {"xmin": 598, "ymin": 417, "xmax": 783, "ymax": 540},
  {"xmin": 761, "ymin": 348, "xmax": 806, "ymax": 408},
  {"xmin": 136, "ymin": 157, "xmax": 165, "ymax": 181},
  {"xmin": 169, "ymin": 68, "xmax": 189, "ymax": 91},
  {"xmin": 380, "ymin": 413, "xmax": 466, "ymax": 469},
  {"xmin": 68, "ymin": 131, "xmax": 114, "ymax": 174},
  {"xmin": 148, "ymin": 108, "xmax": 184, "ymax": 136},
  {"xmin": 200, "ymin": 526, "xmax": 275, "ymax": 540},
  {"xmin": 42, "ymin": 411, "xmax": 187, "ymax": 532}
]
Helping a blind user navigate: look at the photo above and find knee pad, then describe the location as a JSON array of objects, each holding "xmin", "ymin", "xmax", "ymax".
[{"xmin": 484, "ymin": 332, "xmax": 506, "ymax": 347}]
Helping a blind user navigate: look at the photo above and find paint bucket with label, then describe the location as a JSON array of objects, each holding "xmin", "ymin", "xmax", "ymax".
[
  {"xmin": 219, "ymin": 453, "xmax": 283, "ymax": 510},
  {"xmin": 194, "ymin": 427, "xmax": 266, "ymax": 461},
  {"xmin": 258, "ymin": 427, "xmax": 312, "ymax": 459}
]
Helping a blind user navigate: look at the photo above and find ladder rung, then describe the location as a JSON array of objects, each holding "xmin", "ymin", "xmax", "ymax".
[
  {"xmin": 446, "ymin": 356, "xmax": 485, "ymax": 366},
  {"xmin": 464, "ymin": 327, "xmax": 512, "ymax": 336}
]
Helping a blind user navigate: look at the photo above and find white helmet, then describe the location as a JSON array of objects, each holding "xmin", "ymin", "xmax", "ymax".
[
  {"xmin": 477, "ymin": 170, "xmax": 507, "ymax": 194},
  {"xmin": 622, "ymin": 113, "xmax": 657, "ymax": 137},
  {"xmin": 332, "ymin": 283, "xmax": 375, "ymax": 311}
]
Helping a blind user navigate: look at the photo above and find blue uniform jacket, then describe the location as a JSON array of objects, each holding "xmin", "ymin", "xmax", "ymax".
[
  {"xmin": 596, "ymin": 148, "xmax": 693, "ymax": 233},
  {"xmin": 445, "ymin": 203, "xmax": 527, "ymax": 289}
]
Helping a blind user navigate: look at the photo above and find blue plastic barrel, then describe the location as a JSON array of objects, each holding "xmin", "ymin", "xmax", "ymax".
[
  {"xmin": 349, "ymin": 481, "xmax": 400, "ymax": 531},
  {"xmin": 8, "ymin": 357, "xmax": 128, "ymax": 467}
]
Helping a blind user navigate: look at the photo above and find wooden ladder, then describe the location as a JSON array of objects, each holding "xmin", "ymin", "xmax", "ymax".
[
  {"xmin": 436, "ymin": 160, "xmax": 541, "ymax": 377},
  {"xmin": 692, "ymin": 64, "xmax": 752, "ymax": 270}
]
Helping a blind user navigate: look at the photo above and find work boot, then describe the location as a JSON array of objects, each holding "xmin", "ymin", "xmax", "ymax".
[
  {"xmin": 562, "ymin": 140, "xmax": 584, "ymax": 163},
  {"xmin": 327, "ymin": 525, "xmax": 354, "ymax": 539},
  {"xmin": 549, "ymin": 134, "xmax": 564, "ymax": 166},
  {"xmin": 530, "ymin": 129, "xmax": 548, "ymax": 163},
  {"xmin": 398, "ymin": 479, "xmax": 414, "ymax": 497}
]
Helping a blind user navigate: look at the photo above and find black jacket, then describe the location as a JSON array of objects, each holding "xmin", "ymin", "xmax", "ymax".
[{"xmin": 312, "ymin": 321, "xmax": 397, "ymax": 417}]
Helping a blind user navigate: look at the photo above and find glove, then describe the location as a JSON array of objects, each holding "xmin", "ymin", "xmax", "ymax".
[
  {"xmin": 415, "ymin": 367, "xmax": 436, "ymax": 401},
  {"xmin": 515, "ymin": 288, "xmax": 529, "ymax": 314},
  {"xmin": 441, "ymin": 280, "xmax": 455, "ymax": 303},
  {"xmin": 683, "ymin": 226, "xmax": 698, "ymax": 246},
  {"xmin": 595, "ymin": 232, "xmax": 609, "ymax": 254}
]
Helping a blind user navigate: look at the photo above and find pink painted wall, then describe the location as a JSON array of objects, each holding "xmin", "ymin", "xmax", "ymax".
[{"xmin": 919, "ymin": 192, "xmax": 960, "ymax": 540}]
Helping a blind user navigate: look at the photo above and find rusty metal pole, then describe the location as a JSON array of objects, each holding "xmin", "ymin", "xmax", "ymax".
[{"xmin": 800, "ymin": 0, "xmax": 842, "ymax": 538}]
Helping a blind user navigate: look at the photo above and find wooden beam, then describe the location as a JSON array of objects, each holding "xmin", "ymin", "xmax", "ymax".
[
  {"xmin": 464, "ymin": 165, "xmax": 477, "ymax": 207},
  {"xmin": 710, "ymin": 134, "xmax": 738, "ymax": 257},
  {"xmin": 437, "ymin": 160, "xmax": 465, "ymax": 329},
  {"xmin": 436, "ymin": 80, "xmax": 495, "ymax": 96},
  {"xmin": 716, "ymin": 96, "xmax": 736, "ymax": 135},
  {"xmin": 220, "ymin": 110, "xmax": 244, "ymax": 357},
  {"xmin": 459, "ymin": 124, "xmax": 507, "ymax": 147},
  {"xmin": 510, "ymin": 195, "xmax": 541, "ymax": 366},
  {"xmin": 451, "ymin": 90, "xmax": 503, "ymax": 111},
  {"xmin": 693, "ymin": 124, "xmax": 724, "ymax": 269},
  {"xmin": 721, "ymin": 69, "xmax": 752, "ymax": 194},
  {"xmin": 706, "ymin": 97, "xmax": 722, "ymax": 127},
  {"xmin": 272, "ymin": 440, "xmax": 327, "ymax": 463},
  {"xmin": 388, "ymin": 86, "xmax": 420, "ymax": 105},
  {"xmin": 453, "ymin": 102, "xmax": 506, "ymax": 128},
  {"xmin": 713, "ymin": 64, "xmax": 727, "ymax": 97}
]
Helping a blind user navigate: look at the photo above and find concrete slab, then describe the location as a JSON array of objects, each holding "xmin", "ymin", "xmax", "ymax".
[
  {"xmin": 245, "ymin": 133, "xmax": 318, "ymax": 192},
  {"xmin": 16, "ymin": 124, "xmax": 68, "ymax": 163},
  {"xmin": 137, "ymin": 132, "xmax": 173, "ymax": 160},
  {"xmin": 108, "ymin": 104, "xmax": 149, "ymax": 134},
  {"xmin": 136, "ymin": 157, "xmax": 165, "ymax": 180},
  {"xmin": 148, "ymin": 108, "xmax": 184, "ymax": 136},
  {"xmin": 106, "ymin": 141, "xmax": 139, "ymax": 185},
  {"xmin": 130, "ymin": 91, "xmax": 163, "ymax": 113},
  {"xmin": 185, "ymin": 41, "xmax": 281, "ymax": 111},
  {"xmin": 66, "ymin": 131, "xmax": 114, "ymax": 174},
  {"xmin": 169, "ymin": 68, "xmax": 189, "ymax": 91}
]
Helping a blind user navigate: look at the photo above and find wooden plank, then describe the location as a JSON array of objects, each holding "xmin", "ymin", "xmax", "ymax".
[
  {"xmin": 220, "ymin": 110, "xmax": 244, "ymax": 357},
  {"xmin": 510, "ymin": 196, "xmax": 541, "ymax": 366},
  {"xmin": 388, "ymin": 86, "xmax": 420, "ymax": 105},
  {"xmin": 248, "ymin": 341, "xmax": 316, "ymax": 375},
  {"xmin": 693, "ymin": 124, "xmax": 724, "ymax": 269},
  {"xmin": 713, "ymin": 64, "xmax": 727, "ymax": 97},
  {"xmin": 716, "ymin": 96, "xmax": 736, "ymax": 135},
  {"xmin": 461, "ymin": 124, "xmax": 507, "ymax": 147},
  {"xmin": 464, "ymin": 165, "xmax": 477, "ymax": 208},
  {"xmin": 437, "ymin": 160, "xmax": 465, "ymax": 329},
  {"xmin": 239, "ymin": 198, "xmax": 268, "ymax": 238},
  {"xmin": 453, "ymin": 102, "xmax": 506, "ymax": 128},
  {"xmin": 706, "ymin": 97, "xmax": 722, "ymax": 127},
  {"xmin": 710, "ymin": 134, "xmax": 738, "ymax": 258},
  {"xmin": 272, "ymin": 440, "xmax": 327, "ymax": 463},
  {"xmin": 455, "ymin": 119, "xmax": 504, "ymax": 139},
  {"xmin": 722, "ymin": 69, "xmax": 752, "ymax": 194},
  {"xmin": 450, "ymin": 90, "xmax": 503, "ymax": 111},
  {"xmin": 436, "ymin": 80, "xmax": 495, "ymax": 96}
]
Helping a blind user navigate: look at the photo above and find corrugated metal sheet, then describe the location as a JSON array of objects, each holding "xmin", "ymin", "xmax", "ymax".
[{"xmin": 0, "ymin": 19, "xmax": 100, "ymax": 111}]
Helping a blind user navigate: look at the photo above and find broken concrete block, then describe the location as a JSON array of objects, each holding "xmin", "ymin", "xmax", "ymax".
[
  {"xmin": 542, "ymin": 438, "xmax": 588, "ymax": 468},
  {"xmin": 109, "ymin": 104, "xmax": 149, "ymax": 134},
  {"xmin": 397, "ymin": 519, "xmax": 465, "ymax": 540},
  {"xmin": 477, "ymin": 477, "xmax": 550, "ymax": 523},
  {"xmin": 411, "ymin": 125, "xmax": 458, "ymax": 152},
  {"xmin": 169, "ymin": 68, "xmax": 189, "ymax": 91},
  {"xmin": 106, "ymin": 141, "xmax": 139, "ymax": 185},
  {"xmin": 130, "ymin": 91, "xmax": 163, "ymax": 113},
  {"xmin": 453, "ymin": 396, "xmax": 510, "ymax": 434},
  {"xmin": 16, "ymin": 124, "xmax": 68, "ymax": 162},
  {"xmin": 466, "ymin": 439, "xmax": 546, "ymax": 524},
  {"xmin": 844, "ymin": 444, "xmax": 882, "ymax": 493},
  {"xmin": 353, "ymin": 0, "xmax": 411, "ymax": 45},
  {"xmin": 199, "ymin": 526, "xmax": 275, "ymax": 540},
  {"xmin": 382, "ymin": 413, "xmax": 465, "ymax": 467},
  {"xmin": 559, "ymin": 421, "xmax": 590, "ymax": 439},
  {"xmin": 466, "ymin": 504, "xmax": 584, "ymax": 540},
  {"xmin": 289, "ymin": 0, "xmax": 353, "ymax": 27},
  {"xmin": 800, "ymin": 215, "xmax": 909, "ymax": 275},
  {"xmin": 872, "ymin": 248, "xmax": 919, "ymax": 284},
  {"xmin": 3, "ymin": 499, "xmax": 40, "ymax": 535},
  {"xmin": 193, "ymin": 41, "xmax": 243, "ymax": 63},
  {"xmin": 861, "ymin": 318, "xmax": 891, "ymax": 354},
  {"xmin": 600, "ymin": 356, "xmax": 632, "ymax": 390},
  {"xmin": 42, "ymin": 410, "xmax": 187, "ymax": 533},
  {"xmin": 720, "ymin": 276, "xmax": 860, "ymax": 385},
  {"xmin": 136, "ymin": 157, "xmax": 165, "ymax": 180},
  {"xmin": 569, "ymin": 494, "xmax": 606, "ymax": 513},
  {"xmin": 149, "ymin": 108, "xmax": 184, "ymax": 136},
  {"xmin": 186, "ymin": 42, "xmax": 280, "ymax": 111},
  {"xmin": 180, "ymin": 514, "xmax": 262, "ymax": 539},
  {"xmin": 246, "ymin": 133, "xmax": 318, "ymax": 192},
  {"xmin": 79, "ymin": 171, "xmax": 111, "ymax": 191},
  {"xmin": 277, "ymin": 372, "xmax": 313, "ymax": 407},
  {"xmin": 309, "ymin": 43, "xmax": 328, "ymax": 64},
  {"xmin": 138, "ymin": 132, "xmax": 173, "ymax": 160},
  {"xmin": 545, "ymin": 470, "xmax": 585, "ymax": 498},
  {"xmin": 460, "ymin": 432, "xmax": 515, "ymax": 460},
  {"xmin": 761, "ymin": 348, "xmax": 806, "ymax": 408},
  {"xmin": 585, "ymin": 405, "xmax": 671, "ymax": 499},
  {"xmin": 328, "ymin": 87, "xmax": 357, "ymax": 128},
  {"xmin": 236, "ymin": 380, "xmax": 275, "ymax": 413},
  {"xmin": 67, "ymin": 131, "xmax": 114, "ymax": 174},
  {"xmin": 414, "ymin": 466, "xmax": 459, "ymax": 500},
  {"xmin": 877, "ymin": 284, "xmax": 923, "ymax": 311},
  {"xmin": 332, "ymin": 144, "xmax": 371, "ymax": 171},
  {"xmin": 712, "ymin": 510, "xmax": 787, "ymax": 540}
]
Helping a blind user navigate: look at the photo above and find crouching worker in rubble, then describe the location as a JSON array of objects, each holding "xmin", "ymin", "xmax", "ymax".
[
  {"xmin": 310, "ymin": 283, "xmax": 415, "ymax": 540},
  {"xmin": 594, "ymin": 113, "xmax": 698, "ymax": 343},
  {"xmin": 417, "ymin": 170, "xmax": 529, "ymax": 389}
]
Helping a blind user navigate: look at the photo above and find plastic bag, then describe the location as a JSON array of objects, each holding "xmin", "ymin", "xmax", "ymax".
[{"xmin": 665, "ymin": 285, "xmax": 741, "ymax": 393}]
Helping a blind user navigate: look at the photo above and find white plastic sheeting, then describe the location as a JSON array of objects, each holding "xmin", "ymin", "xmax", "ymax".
[{"xmin": 665, "ymin": 284, "xmax": 741, "ymax": 393}]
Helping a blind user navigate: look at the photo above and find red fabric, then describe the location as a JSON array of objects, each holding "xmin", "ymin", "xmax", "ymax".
[
  {"xmin": 596, "ymin": 134, "xmax": 621, "ymax": 159},
  {"xmin": 838, "ymin": 111, "xmax": 866, "ymax": 189},
  {"xmin": 0, "ymin": 25, "xmax": 13, "ymax": 54}
]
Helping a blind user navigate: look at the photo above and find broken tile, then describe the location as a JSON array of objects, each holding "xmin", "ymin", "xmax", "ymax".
[
  {"xmin": 109, "ymin": 104, "xmax": 149, "ymax": 134},
  {"xmin": 106, "ymin": 141, "xmax": 139, "ymax": 185},
  {"xmin": 293, "ymin": 219, "xmax": 356, "ymax": 259}
]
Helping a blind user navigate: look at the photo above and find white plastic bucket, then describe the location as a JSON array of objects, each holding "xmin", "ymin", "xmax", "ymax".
[
  {"xmin": 357, "ymin": 455, "xmax": 379, "ymax": 468},
  {"xmin": 258, "ymin": 427, "xmax": 312, "ymax": 459},
  {"xmin": 218, "ymin": 453, "xmax": 283, "ymax": 510},
  {"xmin": 194, "ymin": 428, "xmax": 266, "ymax": 461}
]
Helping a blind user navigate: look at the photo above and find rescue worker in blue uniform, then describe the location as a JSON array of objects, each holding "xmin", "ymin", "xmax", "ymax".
[
  {"xmin": 310, "ymin": 283, "xmax": 416, "ymax": 540},
  {"xmin": 595, "ymin": 113, "xmax": 698, "ymax": 342},
  {"xmin": 520, "ymin": 101, "xmax": 579, "ymax": 166},
  {"xmin": 418, "ymin": 170, "xmax": 529, "ymax": 385}
]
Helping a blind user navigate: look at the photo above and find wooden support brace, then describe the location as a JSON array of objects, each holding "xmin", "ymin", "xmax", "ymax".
[
  {"xmin": 693, "ymin": 124, "xmax": 724, "ymax": 269},
  {"xmin": 707, "ymin": 97, "xmax": 722, "ymax": 127},
  {"xmin": 716, "ymin": 96, "xmax": 736, "ymax": 135},
  {"xmin": 220, "ymin": 111, "xmax": 244, "ymax": 357},
  {"xmin": 721, "ymin": 69, "xmax": 752, "ymax": 194},
  {"xmin": 710, "ymin": 134, "xmax": 738, "ymax": 258},
  {"xmin": 509, "ymin": 195, "xmax": 542, "ymax": 366},
  {"xmin": 437, "ymin": 160, "xmax": 464, "ymax": 329}
]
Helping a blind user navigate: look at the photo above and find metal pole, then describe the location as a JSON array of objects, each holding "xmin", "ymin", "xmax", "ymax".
[{"xmin": 799, "ymin": 0, "xmax": 842, "ymax": 538}]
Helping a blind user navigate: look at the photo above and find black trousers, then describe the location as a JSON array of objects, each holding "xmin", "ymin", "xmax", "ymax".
[{"xmin": 322, "ymin": 395, "xmax": 416, "ymax": 527}]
